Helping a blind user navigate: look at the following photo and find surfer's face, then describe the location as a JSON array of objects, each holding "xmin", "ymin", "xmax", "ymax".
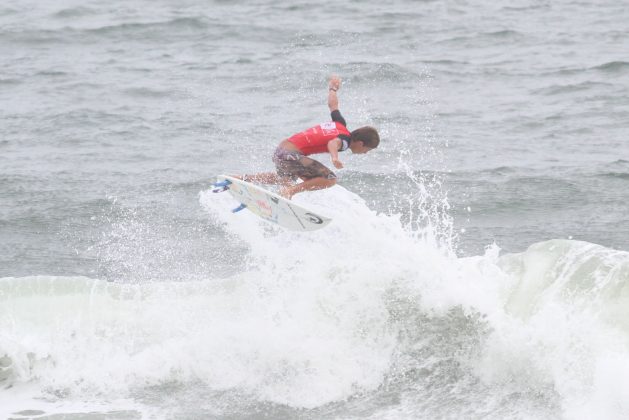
[{"xmin": 350, "ymin": 141, "xmax": 372, "ymax": 154}]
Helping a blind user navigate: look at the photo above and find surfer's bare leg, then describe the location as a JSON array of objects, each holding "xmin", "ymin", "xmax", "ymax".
[{"xmin": 280, "ymin": 177, "xmax": 336, "ymax": 199}]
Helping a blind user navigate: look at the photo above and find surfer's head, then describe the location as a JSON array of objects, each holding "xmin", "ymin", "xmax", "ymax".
[{"xmin": 350, "ymin": 126, "xmax": 379, "ymax": 154}]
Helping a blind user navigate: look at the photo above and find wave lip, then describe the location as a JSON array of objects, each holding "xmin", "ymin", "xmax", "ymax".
[
  {"xmin": 475, "ymin": 239, "xmax": 629, "ymax": 418},
  {"xmin": 499, "ymin": 239, "xmax": 629, "ymax": 321}
]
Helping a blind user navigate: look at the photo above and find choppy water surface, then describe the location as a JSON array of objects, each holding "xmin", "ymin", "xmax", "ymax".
[{"xmin": 1, "ymin": 0, "xmax": 628, "ymax": 419}]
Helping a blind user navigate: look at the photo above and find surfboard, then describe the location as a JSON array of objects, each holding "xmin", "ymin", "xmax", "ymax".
[{"xmin": 213, "ymin": 175, "xmax": 332, "ymax": 231}]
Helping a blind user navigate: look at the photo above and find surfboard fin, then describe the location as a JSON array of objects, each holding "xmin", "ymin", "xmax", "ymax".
[
  {"xmin": 212, "ymin": 179, "xmax": 232, "ymax": 193},
  {"xmin": 232, "ymin": 203, "xmax": 247, "ymax": 213},
  {"xmin": 214, "ymin": 180, "xmax": 232, "ymax": 187}
]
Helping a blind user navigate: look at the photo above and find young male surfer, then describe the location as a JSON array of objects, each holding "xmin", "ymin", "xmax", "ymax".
[{"xmin": 238, "ymin": 76, "xmax": 380, "ymax": 199}]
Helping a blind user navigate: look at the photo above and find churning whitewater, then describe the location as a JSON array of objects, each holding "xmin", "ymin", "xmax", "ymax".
[{"xmin": 2, "ymin": 187, "xmax": 629, "ymax": 418}]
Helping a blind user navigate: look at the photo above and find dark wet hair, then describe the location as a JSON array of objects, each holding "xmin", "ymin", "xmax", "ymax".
[{"xmin": 351, "ymin": 126, "xmax": 380, "ymax": 148}]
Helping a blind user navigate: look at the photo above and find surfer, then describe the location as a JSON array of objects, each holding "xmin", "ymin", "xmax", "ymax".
[{"xmin": 238, "ymin": 76, "xmax": 380, "ymax": 199}]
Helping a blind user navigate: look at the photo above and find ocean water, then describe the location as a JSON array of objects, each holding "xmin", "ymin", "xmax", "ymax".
[{"xmin": 1, "ymin": 0, "xmax": 629, "ymax": 419}]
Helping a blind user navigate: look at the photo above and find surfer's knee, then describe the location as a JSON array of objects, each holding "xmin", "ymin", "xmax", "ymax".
[
  {"xmin": 322, "ymin": 176, "xmax": 336, "ymax": 187},
  {"xmin": 304, "ymin": 176, "xmax": 335, "ymax": 189}
]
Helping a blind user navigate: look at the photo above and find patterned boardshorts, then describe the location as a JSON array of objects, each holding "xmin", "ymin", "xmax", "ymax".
[{"xmin": 272, "ymin": 148, "xmax": 336, "ymax": 181}]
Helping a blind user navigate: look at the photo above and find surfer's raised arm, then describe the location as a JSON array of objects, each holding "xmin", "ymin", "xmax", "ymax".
[{"xmin": 328, "ymin": 75, "xmax": 341, "ymax": 112}]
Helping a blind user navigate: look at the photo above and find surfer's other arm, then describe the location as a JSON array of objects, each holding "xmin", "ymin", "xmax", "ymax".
[{"xmin": 327, "ymin": 138, "xmax": 344, "ymax": 169}]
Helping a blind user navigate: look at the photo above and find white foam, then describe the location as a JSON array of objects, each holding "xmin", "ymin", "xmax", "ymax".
[{"xmin": 2, "ymin": 186, "xmax": 629, "ymax": 418}]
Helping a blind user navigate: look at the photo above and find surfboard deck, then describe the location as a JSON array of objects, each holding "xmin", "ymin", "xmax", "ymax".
[{"xmin": 214, "ymin": 175, "xmax": 332, "ymax": 231}]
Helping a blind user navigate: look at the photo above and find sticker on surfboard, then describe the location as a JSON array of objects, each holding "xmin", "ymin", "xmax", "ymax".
[{"xmin": 213, "ymin": 175, "xmax": 332, "ymax": 231}]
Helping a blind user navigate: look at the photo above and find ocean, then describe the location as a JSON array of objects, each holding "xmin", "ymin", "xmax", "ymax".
[{"xmin": 1, "ymin": 0, "xmax": 629, "ymax": 418}]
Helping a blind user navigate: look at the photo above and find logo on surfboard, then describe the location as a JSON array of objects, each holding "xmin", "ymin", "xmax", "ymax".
[{"xmin": 304, "ymin": 213, "xmax": 324, "ymax": 224}]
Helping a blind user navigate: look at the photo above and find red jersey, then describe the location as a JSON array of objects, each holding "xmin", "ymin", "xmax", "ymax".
[{"xmin": 287, "ymin": 121, "xmax": 351, "ymax": 155}]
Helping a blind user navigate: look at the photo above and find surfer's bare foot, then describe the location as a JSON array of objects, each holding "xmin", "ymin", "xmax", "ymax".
[{"xmin": 279, "ymin": 186, "xmax": 293, "ymax": 200}]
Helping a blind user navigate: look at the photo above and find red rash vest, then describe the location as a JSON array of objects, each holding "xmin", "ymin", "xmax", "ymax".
[{"xmin": 287, "ymin": 121, "xmax": 351, "ymax": 155}]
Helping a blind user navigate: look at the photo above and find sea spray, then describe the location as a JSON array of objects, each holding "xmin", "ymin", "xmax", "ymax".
[{"xmin": 1, "ymin": 185, "xmax": 457, "ymax": 413}]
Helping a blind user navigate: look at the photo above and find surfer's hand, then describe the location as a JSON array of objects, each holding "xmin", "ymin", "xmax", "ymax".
[
  {"xmin": 329, "ymin": 75, "xmax": 341, "ymax": 91},
  {"xmin": 332, "ymin": 158, "xmax": 343, "ymax": 169}
]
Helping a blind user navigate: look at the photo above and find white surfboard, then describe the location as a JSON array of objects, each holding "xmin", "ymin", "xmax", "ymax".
[{"xmin": 214, "ymin": 175, "xmax": 332, "ymax": 231}]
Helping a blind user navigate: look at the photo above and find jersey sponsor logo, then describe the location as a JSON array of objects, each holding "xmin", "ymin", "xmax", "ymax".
[{"xmin": 320, "ymin": 121, "xmax": 338, "ymax": 136}]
